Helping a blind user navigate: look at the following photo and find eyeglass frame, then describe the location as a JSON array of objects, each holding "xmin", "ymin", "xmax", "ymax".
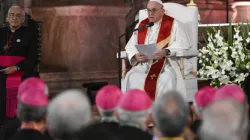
[
  {"xmin": 146, "ymin": 7, "xmax": 164, "ymax": 14},
  {"xmin": 8, "ymin": 13, "xmax": 24, "ymax": 19}
]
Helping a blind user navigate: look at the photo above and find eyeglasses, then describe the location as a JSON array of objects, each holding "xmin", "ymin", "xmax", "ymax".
[
  {"xmin": 8, "ymin": 13, "xmax": 23, "ymax": 19},
  {"xmin": 146, "ymin": 8, "xmax": 163, "ymax": 14}
]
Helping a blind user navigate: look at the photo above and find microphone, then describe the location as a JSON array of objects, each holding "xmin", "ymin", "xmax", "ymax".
[
  {"xmin": 117, "ymin": 21, "xmax": 154, "ymax": 88},
  {"xmin": 133, "ymin": 22, "xmax": 154, "ymax": 32}
]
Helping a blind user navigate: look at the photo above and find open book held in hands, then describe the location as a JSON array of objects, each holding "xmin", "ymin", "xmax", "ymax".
[{"xmin": 135, "ymin": 43, "xmax": 159, "ymax": 60}]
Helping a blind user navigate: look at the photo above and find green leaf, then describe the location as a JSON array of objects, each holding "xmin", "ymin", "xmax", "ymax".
[
  {"xmin": 228, "ymin": 22, "xmax": 233, "ymax": 46},
  {"xmin": 202, "ymin": 33, "xmax": 208, "ymax": 45},
  {"xmin": 211, "ymin": 79, "xmax": 220, "ymax": 88},
  {"xmin": 241, "ymin": 23, "xmax": 246, "ymax": 41},
  {"xmin": 247, "ymin": 22, "xmax": 250, "ymax": 35}
]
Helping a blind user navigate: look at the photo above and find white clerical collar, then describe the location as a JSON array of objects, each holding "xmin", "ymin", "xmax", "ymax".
[
  {"xmin": 150, "ymin": 19, "xmax": 162, "ymax": 31},
  {"xmin": 153, "ymin": 19, "xmax": 162, "ymax": 26}
]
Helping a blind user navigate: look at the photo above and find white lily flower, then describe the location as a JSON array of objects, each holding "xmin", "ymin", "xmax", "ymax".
[
  {"xmin": 234, "ymin": 33, "xmax": 239, "ymax": 39},
  {"xmin": 247, "ymin": 37, "xmax": 250, "ymax": 43},
  {"xmin": 201, "ymin": 47, "xmax": 209, "ymax": 54},
  {"xmin": 238, "ymin": 36, "xmax": 243, "ymax": 41},
  {"xmin": 222, "ymin": 71, "xmax": 225, "ymax": 74},
  {"xmin": 200, "ymin": 24, "xmax": 250, "ymax": 87},
  {"xmin": 199, "ymin": 70, "xmax": 204, "ymax": 75}
]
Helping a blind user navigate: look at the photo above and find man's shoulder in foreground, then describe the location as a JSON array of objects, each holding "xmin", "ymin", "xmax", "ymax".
[
  {"xmin": 9, "ymin": 129, "xmax": 49, "ymax": 140},
  {"xmin": 117, "ymin": 125, "xmax": 153, "ymax": 140}
]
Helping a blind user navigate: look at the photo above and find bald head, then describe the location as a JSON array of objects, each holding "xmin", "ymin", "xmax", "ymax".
[
  {"xmin": 7, "ymin": 5, "xmax": 25, "ymax": 29},
  {"xmin": 199, "ymin": 99, "xmax": 249, "ymax": 140},
  {"xmin": 153, "ymin": 91, "xmax": 189, "ymax": 137}
]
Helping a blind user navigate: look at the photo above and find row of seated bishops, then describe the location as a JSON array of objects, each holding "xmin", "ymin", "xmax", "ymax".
[
  {"xmin": 1, "ymin": 76, "xmax": 250, "ymax": 140},
  {"xmin": 0, "ymin": 5, "xmax": 42, "ymax": 125}
]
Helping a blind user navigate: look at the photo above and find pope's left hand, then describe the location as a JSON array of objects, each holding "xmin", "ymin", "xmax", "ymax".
[
  {"xmin": 4, "ymin": 66, "xmax": 17, "ymax": 75},
  {"xmin": 153, "ymin": 49, "xmax": 165, "ymax": 59}
]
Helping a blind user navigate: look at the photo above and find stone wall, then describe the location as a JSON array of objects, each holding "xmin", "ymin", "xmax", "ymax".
[
  {"xmin": 30, "ymin": 5, "xmax": 130, "ymax": 94},
  {"xmin": 125, "ymin": 0, "xmax": 235, "ymax": 24}
]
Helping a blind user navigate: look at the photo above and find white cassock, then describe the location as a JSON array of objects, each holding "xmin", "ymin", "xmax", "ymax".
[{"xmin": 122, "ymin": 18, "xmax": 193, "ymax": 99}]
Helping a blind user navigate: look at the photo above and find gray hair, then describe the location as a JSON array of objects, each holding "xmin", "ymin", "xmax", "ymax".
[
  {"xmin": 17, "ymin": 101, "xmax": 47, "ymax": 123},
  {"xmin": 6, "ymin": 5, "xmax": 25, "ymax": 23},
  {"xmin": 152, "ymin": 91, "xmax": 189, "ymax": 137},
  {"xmin": 117, "ymin": 107, "xmax": 151, "ymax": 128},
  {"xmin": 98, "ymin": 107, "xmax": 115, "ymax": 117},
  {"xmin": 8, "ymin": 5, "xmax": 25, "ymax": 16},
  {"xmin": 199, "ymin": 98, "xmax": 249, "ymax": 140},
  {"xmin": 47, "ymin": 89, "xmax": 91, "ymax": 139}
]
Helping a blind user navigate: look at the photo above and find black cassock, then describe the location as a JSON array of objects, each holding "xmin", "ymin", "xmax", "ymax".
[
  {"xmin": 116, "ymin": 126, "xmax": 153, "ymax": 140},
  {"xmin": 0, "ymin": 117, "xmax": 53, "ymax": 140},
  {"xmin": 0, "ymin": 25, "xmax": 39, "ymax": 125},
  {"xmin": 9, "ymin": 129, "xmax": 50, "ymax": 140}
]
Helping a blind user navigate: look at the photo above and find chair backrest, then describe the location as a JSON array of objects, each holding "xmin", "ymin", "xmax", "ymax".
[
  {"xmin": 0, "ymin": 22, "xmax": 8, "ymax": 28},
  {"xmin": 24, "ymin": 13, "xmax": 42, "ymax": 75},
  {"xmin": 138, "ymin": 2, "xmax": 198, "ymax": 72},
  {"xmin": 36, "ymin": 21, "xmax": 42, "ymax": 74},
  {"xmin": 139, "ymin": 3, "xmax": 198, "ymax": 51}
]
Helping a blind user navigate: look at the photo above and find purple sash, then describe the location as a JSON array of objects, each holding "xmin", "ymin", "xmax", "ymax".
[{"xmin": 0, "ymin": 56, "xmax": 25, "ymax": 118}]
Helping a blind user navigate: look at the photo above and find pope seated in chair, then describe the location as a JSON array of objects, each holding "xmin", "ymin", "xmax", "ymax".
[
  {"xmin": 0, "ymin": 5, "xmax": 38, "ymax": 125},
  {"xmin": 122, "ymin": 0, "xmax": 193, "ymax": 100}
]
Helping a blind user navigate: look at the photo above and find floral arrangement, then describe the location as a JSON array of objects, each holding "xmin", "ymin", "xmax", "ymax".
[{"xmin": 198, "ymin": 23, "xmax": 250, "ymax": 88}]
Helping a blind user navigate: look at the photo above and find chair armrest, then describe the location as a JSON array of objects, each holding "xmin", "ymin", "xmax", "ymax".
[
  {"xmin": 116, "ymin": 51, "xmax": 127, "ymax": 59},
  {"xmin": 176, "ymin": 50, "xmax": 199, "ymax": 57},
  {"xmin": 116, "ymin": 51, "xmax": 128, "ymax": 79},
  {"xmin": 167, "ymin": 50, "xmax": 199, "ymax": 80},
  {"xmin": 197, "ymin": 78, "xmax": 213, "ymax": 81}
]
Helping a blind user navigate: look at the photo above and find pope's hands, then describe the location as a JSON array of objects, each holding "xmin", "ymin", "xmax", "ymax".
[
  {"xmin": 135, "ymin": 53, "xmax": 148, "ymax": 62},
  {"xmin": 153, "ymin": 49, "xmax": 166, "ymax": 60},
  {"xmin": 135, "ymin": 49, "xmax": 168, "ymax": 62}
]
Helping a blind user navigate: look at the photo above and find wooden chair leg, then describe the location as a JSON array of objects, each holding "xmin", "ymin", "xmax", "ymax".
[
  {"xmin": 122, "ymin": 59, "xmax": 127, "ymax": 79},
  {"xmin": 180, "ymin": 57, "xmax": 185, "ymax": 80}
]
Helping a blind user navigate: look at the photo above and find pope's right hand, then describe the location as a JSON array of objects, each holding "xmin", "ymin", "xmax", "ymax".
[{"xmin": 135, "ymin": 53, "xmax": 148, "ymax": 62}]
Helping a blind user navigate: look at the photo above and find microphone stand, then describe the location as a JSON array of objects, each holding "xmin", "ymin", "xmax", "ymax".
[{"xmin": 118, "ymin": 33, "xmax": 126, "ymax": 89}]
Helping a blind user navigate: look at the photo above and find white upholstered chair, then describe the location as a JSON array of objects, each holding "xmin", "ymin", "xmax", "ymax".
[{"xmin": 118, "ymin": 3, "xmax": 198, "ymax": 102}]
